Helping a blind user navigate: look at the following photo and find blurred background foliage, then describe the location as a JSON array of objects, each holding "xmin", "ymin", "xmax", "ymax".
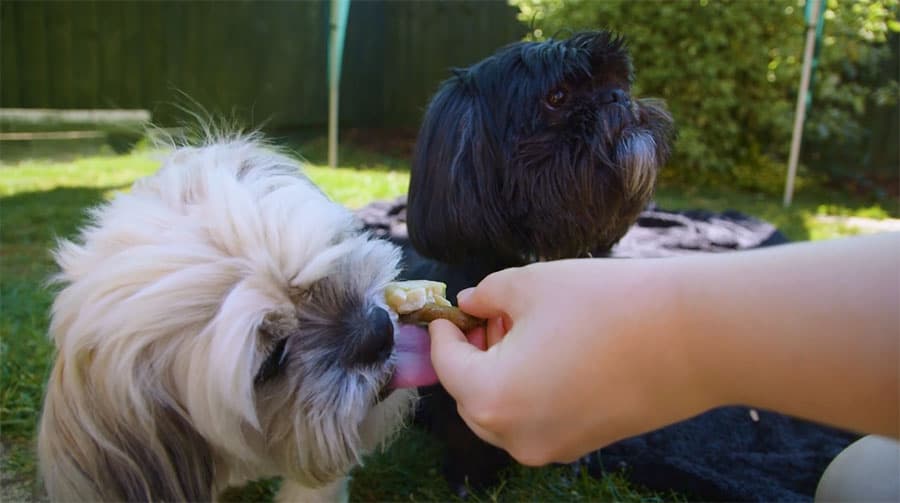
[
  {"xmin": 512, "ymin": 0, "xmax": 899, "ymax": 194},
  {"xmin": 4, "ymin": 0, "xmax": 896, "ymax": 196}
]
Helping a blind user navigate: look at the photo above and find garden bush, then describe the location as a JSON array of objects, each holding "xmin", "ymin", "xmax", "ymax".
[{"xmin": 511, "ymin": 0, "xmax": 899, "ymax": 192}]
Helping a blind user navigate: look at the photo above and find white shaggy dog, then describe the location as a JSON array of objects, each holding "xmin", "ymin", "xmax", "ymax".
[{"xmin": 38, "ymin": 136, "xmax": 436, "ymax": 501}]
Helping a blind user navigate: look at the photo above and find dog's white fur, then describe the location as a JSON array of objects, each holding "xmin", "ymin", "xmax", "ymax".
[{"xmin": 38, "ymin": 136, "xmax": 415, "ymax": 501}]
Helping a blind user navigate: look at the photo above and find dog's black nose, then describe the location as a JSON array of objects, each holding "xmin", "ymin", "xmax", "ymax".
[
  {"xmin": 352, "ymin": 307, "xmax": 394, "ymax": 365},
  {"xmin": 598, "ymin": 88, "xmax": 629, "ymax": 105}
]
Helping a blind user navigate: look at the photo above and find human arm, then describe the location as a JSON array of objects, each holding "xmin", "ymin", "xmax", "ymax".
[{"xmin": 428, "ymin": 233, "xmax": 900, "ymax": 465}]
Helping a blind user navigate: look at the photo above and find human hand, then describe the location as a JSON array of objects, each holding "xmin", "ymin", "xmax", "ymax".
[
  {"xmin": 428, "ymin": 259, "xmax": 716, "ymax": 466},
  {"xmin": 430, "ymin": 235, "xmax": 900, "ymax": 463}
]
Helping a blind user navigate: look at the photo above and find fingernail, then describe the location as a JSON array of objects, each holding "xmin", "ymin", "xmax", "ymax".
[{"xmin": 457, "ymin": 288, "xmax": 474, "ymax": 303}]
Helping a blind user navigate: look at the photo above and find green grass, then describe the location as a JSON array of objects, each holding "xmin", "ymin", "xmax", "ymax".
[{"xmin": 1, "ymin": 139, "xmax": 895, "ymax": 501}]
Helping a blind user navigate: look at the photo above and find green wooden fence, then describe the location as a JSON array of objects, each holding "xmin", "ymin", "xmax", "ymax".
[{"xmin": 2, "ymin": 0, "xmax": 525, "ymax": 129}]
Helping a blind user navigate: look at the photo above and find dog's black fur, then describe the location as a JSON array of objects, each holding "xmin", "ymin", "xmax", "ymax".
[{"xmin": 402, "ymin": 31, "xmax": 675, "ymax": 494}]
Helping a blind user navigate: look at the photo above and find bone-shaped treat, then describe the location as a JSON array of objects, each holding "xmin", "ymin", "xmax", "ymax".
[{"xmin": 384, "ymin": 280, "xmax": 484, "ymax": 331}]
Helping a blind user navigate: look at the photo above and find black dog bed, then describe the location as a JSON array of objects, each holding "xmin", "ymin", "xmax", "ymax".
[{"xmin": 357, "ymin": 197, "xmax": 857, "ymax": 502}]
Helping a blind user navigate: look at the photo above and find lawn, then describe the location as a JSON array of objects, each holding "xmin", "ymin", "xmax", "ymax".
[{"xmin": 1, "ymin": 138, "xmax": 896, "ymax": 501}]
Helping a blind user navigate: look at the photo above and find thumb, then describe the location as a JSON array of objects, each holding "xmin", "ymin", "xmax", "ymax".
[
  {"xmin": 429, "ymin": 319, "xmax": 488, "ymax": 402},
  {"xmin": 456, "ymin": 267, "xmax": 525, "ymax": 320}
]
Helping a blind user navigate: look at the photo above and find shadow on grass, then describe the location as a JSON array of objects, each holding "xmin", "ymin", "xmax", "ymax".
[
  {"xmin": 1, "ymin": 186, "xmax": 116, "ymax": 450},
  {"xmin": 275, "ymin": 132, "xmax": 413, "ymax": 172},
  {"xmin": 1, "ymin": 186, "xmax": 117, "ymax": 272},
  {"xmin": 0, "ymin": 187, "xmax": 110, "ymax": 502},
  {"xmin": 0, "ymin": 139, "xmax": 125, "ymax": 166},
  {"xmin": 2, "ymin": 185, "xmax": 120, "ymax": 435}
]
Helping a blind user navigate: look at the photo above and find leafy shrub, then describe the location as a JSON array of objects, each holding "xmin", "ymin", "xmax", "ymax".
[{"xmin": 511, "ymin": 0, "xmax": 899, "ymax": 192}]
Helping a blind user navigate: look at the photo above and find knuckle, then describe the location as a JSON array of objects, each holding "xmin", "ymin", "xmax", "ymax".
[
  {"xmin": 465, "ymin": 385, "xmax": 510, "ymax": 431},
  {"xmin": 476, "ymin": 274, "xmax": 503, "ymax": 301},
  {"xmin": 482, "ymin": 266, "xmax": 519, "ymax": 293},
  {"xmin": 467, "ymin": 398, "xmax": 503, "ymax": 430},
  {"xmin": 516, "ymin": 264, "xmax": 542, "ymax": 292},
  {"xmin": 464, "ymin": 384, "xmax": 519, "ymax": 431},
  {"xmin": 509, "ymin": 445, "xmax": 552, "ymax": 467}
]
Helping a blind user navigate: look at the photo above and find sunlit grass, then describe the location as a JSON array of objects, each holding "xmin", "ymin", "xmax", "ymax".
[
  {"xmin": 0, "ymin": 149, "xmax": 410, "ymax": 209},
  {"xmin": 305, "ymin": 165, "xmax": 409, "ymax": 209}
]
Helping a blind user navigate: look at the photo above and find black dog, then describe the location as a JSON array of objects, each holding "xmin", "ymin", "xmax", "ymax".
[{"xmin": 402, "ymin": 31, "xmax": 675, "ymax": 494}]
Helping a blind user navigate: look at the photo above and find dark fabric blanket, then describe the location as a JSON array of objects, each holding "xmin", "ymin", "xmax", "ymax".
[{"xmin": 356, "ymin": 197, "xmax": 857, "ymax": 502}]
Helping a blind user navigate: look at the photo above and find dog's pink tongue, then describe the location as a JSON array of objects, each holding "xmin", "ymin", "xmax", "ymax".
[{"xmin": 390, "ymin": 324, "xmax": 438, "ymax": 388}]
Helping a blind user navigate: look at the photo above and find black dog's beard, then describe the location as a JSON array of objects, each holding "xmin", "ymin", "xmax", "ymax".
[
  {"xmin": 402, "ymin": 30, "xmax": 675, "ymax": 494},
  {"xmin": 505, "ymin": 98, "xmax": 671, "ymax": 261}
]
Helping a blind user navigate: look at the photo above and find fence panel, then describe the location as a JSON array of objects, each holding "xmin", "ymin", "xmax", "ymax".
[{"xmin": 2, "ymin": 0, "xmax": 524, "ymax": 130}]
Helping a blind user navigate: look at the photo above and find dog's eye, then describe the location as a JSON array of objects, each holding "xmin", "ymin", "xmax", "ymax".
[{"xmin": 546, "ymin": 88, "xmax": 567, "ymax": 109}]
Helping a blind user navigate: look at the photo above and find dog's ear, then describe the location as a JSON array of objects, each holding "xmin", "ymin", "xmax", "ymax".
[
  {"xmin": 407, "ymin": 80, "xmax": 522, "ymax": 265},
  {"xmin": 39, "ymin": 364, "xmax": 215, "ymax": 502},
  {"xmin": 254, "ymin": 307, "xmax": 298, "ymax": 385}
]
